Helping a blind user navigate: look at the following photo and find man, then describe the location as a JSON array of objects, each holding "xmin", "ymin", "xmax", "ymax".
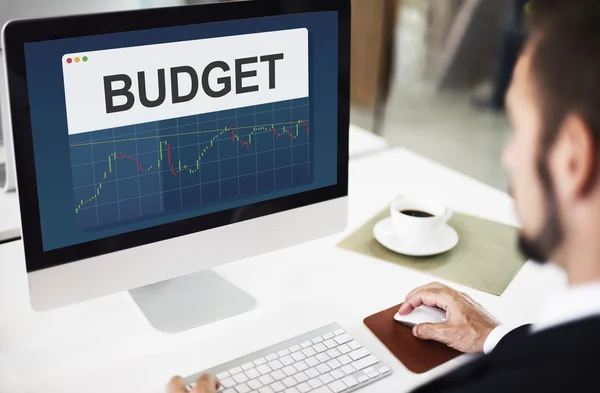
[{"xmin": 170, "ymin": 0, "xmax": 600, "ymax": 391}]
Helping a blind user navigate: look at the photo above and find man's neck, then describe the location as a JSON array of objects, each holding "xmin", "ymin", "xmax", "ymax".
[{"xmin": 560, "ymin": 212, "xmax": 600, "ymax": 286}]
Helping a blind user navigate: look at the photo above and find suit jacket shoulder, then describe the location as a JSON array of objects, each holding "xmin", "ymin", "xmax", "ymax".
[{"xmin": 411, "ymin": 317, "xmax": 600, "ymax": 393}]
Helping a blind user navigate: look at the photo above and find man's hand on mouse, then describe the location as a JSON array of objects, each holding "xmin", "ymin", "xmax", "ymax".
[
  {"xmin": 168, "ymin": 374, "xmax": 219, "ymax": 393},
  {"xmin": 398, "ymin": 282, "xmax": 500, "ymax": 353}
]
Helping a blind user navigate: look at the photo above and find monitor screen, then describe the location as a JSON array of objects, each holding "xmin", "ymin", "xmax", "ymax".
[{"xmin": 22, "ymin": 12, "xmax": 339, "ymax": 252}]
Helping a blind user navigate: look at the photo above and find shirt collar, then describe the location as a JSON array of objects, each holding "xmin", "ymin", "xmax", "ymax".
[{"xmin": 532, "ymin": 282, "xmax": 600, "ymax": 333}]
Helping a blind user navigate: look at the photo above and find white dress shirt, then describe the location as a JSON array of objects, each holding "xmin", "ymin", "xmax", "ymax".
[{"xmin": 483, "ymin": 282, "xmax": 600, "ymax": 354}]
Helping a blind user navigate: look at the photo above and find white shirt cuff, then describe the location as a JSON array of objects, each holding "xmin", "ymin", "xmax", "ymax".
[{"xmin": 483, "ymin": 325, "xmax": 518, "ymax": 354}]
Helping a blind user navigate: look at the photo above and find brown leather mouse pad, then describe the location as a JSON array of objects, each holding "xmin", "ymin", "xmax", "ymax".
[{"xmin": 364, "ymin": 303, "xmax": 461, "ymax": 374}]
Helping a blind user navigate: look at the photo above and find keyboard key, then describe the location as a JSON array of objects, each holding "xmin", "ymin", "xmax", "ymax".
[
  {"xmin": 229, "ymin": 367, "xmax": 243, "ymax": 375},
  {"xmin": 322, "ymin": 332, "xmax": 335, "ymax": 340},
  {"xmin": 306, "ymin": 357, "xmax": 320, "ymax": 367},
  {"xmin": 341, "ymin": 365, "xmax": 356, "ymax": 375},
  {"xmin": 285, "ymin": 388, "xmax": 300, "ymax": 393},
  {"xmin": 327, "ymin": 359, "xmax": 342, "ymax": 370},
  {"xmin": 259, "ymin": 375, "xmax": 275, "ymax": 385},
  {"xmin": 280, "ymin": 356, "xmax": 294, "ymax": 366},
  {"xmin": 313, "ymin": 387, "xmax": 334, "ymax": 393},
  {"xmin": 289, "ymin": 345, "xmax": 302, "ymax": 353},
  {"xmin": 338, "ymin": 355, "xmax": 352, "ymax": 365},
  {"xmin": 328, "ymin": 380, "xmax": 347, "ymax": 393},
  {"xmin": 292, "ymin": 352, "xmax": 306, "ymax": 361},
  {"xmin": 248, "ymin": 379, "xmax": 263, "ymax": 390},
  {"xmin": 294, "ymin": 372, "xmax": 309, "ymax": 383},
  {"xmin": 266, "ymin": 354, "xmax": 279, "ymax": 361},
  {"xmin": 378, "ymin": 366, "xmax": 391, "ymax": 374},
  {"xmin": 254, "ymin": 358, "xmax": 267, "ymax": 366},
  {"xmin": 269, "ymin": 360, "xmax": 284, "ymax": 370},
  {"xmin": 333, "ymin": 329, "xmax": 345, "ymax": 336},
  {"xmin": 330, "ymin": 369, "xmax": 345, "ymax": 380},
  {"xmin": 338, "ymin": 345, "xmax": 351, "ymax": 355},
  {"xmin": 259, "ymin": 387, "xmax": 275, "ymax": 393},
  {"xmin": 222, "ymin": 389, "xmax": 235, "ymax": 393},
  {"xmin": 348, "ymin": 341, "xmax": 361, "ymax": 350},
  {"xmin": 326, "ymin": 349, "xmax": 341, "ymax": 359},
  {"xmin": 306, "ymin": 368, "xmax": 321, "ymax": 378},
  {"xmin": 283, "ymin": 377, "xmax": 298, "ymax": 388},
  {"xmin": 235, "ymin": 383, "xmax": 251, "ymax": 393},
  {"xmin": 319, "ymin": 373, "xmax": 335, "ymax": 385},
  {"xmin": 271, "ymin": 370, "xmax": 286, "ymax": 380},
  {"xmin": 363, "ymin": 367, "xmax": 375, "ymax": 375},
  {"xmin": 221, "ymin": 378, "xmax": 236, "ymax": 388},
  {"xmin": 278, "ymin": 349, "xmax": 291, "ymax": 357},
  {"xmin": 349, "ymin": 348, "xmax": 370, "ymax": 361},
  {"xmin": 242, "ymin": 362, "xmax": 255, "ymax": 371},
  {"xmin": 294, "ymin": 360, "xmax": 309, "ymax": 372},
  {"xmin": 234, "ymin": 373, "xmax": 249, "ymax": 384},
  {"xmin": 357, "ymin": 375, "xmax": 369, "ymax": 383},
  {"xmin": 302, "ymin": 348, "xmax": 317, "ymax": 357},
  {"xmin": 342, "ymin": 376, "xmax": 358, "ymax": 388},
  {"xmin": 367, "ymin": 371, "xmax": 379, "ymax": 379},
  {"xmin": 217, "ymin": 371, "xmax": 231, "ymax": 380},
  {"xmin": 316, "ymin": 353, "xmax": 331, "ymax": 363},
  {"xmin": 352, "ymin": 355, "xmax": 379, "ymax": 371},
  {"xmin": 334, "ymin": 334, "xmax": 352, "ymax": 345},
  {"xmin": 309, "ymin": 378, "xmax": 324, "ymax": 388},
  {"xmin": 316, "ymin": 364, "xmax": 332, "ymax": 374},
  {"xmin": 245, "ymin": 368, "xmax": 261, "ymax": 380},
  {"xmin": 282, "ymin": 366, "xmax": 297, "ymax": 376},
  {"xmin": 297, "ymin": 383, "xmax": 311, "ymax": 393},
  {"xmin": 257, "ymin": 365, "xmax": 273, "ymax": 375},
  {"xmin": 313, "ymin": 344, "xmax": 328, "ymax": 353},
  {"xmin": 312, "ymin": 337, "xmax": 324, "ymax": 344},
  {"xmin": 271, "ymin": 381, "xmax": 286, "ymax": 392},
  {"xmin": 324, "ymin": 339, "xmax": 337, "ymax": 349},
  {"xmin": 301, "ymin": 341, "xmax": 312, "ymax": 348}
]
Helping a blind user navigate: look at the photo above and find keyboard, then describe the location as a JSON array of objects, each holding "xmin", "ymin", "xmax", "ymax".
[{"xmin": 184, "ymin": 323, "xmax": 392, "ymax": 393}]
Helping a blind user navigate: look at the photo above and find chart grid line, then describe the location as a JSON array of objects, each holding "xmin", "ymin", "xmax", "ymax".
[{"xmin": 70, "ymin": 98, "xmax": 312, "ymax": 229}]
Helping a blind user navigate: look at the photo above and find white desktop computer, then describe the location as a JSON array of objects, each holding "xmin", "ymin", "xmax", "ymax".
[
  {"xmin": 2, "ymin": 2, "xmax": 394, "ymax": 391},
  {"xmin": 2, "ymin": 0, "xmax": 350, "ymax": 332}
]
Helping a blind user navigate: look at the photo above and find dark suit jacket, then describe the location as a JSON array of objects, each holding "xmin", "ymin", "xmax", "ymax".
[{"xmin": 411, "ymin": 317, "xmax": 600, "ymax": 393}]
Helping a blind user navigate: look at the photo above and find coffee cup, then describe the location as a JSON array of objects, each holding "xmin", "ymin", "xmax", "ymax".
[{"xmin": 383, "ymin": 196, "xmax": 452, "ymax": 247}]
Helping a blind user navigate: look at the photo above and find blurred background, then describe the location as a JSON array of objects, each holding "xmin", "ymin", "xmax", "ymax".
[{"xmin": 1, "ymin": 0, "xmax": 523, "ymax": 192}]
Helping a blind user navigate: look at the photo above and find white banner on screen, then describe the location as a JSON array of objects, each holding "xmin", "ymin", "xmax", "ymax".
[{"xmin": 62, "ymin": 28, "xmax": 309, "ymax": 135}]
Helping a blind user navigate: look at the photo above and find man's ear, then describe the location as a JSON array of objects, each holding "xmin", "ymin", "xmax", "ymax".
[{"xmin": 552, "ymin": 114, "xmax": 596, "ymax": 200}]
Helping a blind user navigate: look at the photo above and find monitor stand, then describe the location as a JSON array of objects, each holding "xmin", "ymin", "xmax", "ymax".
[{"xmin": 128, "ymin": 270, "xmax": 256, "ymax": 333}]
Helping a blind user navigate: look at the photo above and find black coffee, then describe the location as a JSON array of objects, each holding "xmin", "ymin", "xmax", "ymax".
[{"xmin": 400, "ymin": 210, "xmax": 434, "ymax": 218}]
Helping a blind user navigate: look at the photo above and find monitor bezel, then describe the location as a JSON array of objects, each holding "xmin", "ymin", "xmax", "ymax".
[{"xmin": 3, "ymin": 0, "xmax": 350, "ymax": 273}]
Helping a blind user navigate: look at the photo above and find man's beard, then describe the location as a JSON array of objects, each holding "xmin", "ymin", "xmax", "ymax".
[
  {"xmin": 518, "ymin": 207, "xmax": 562, "ymax": 264},
  {"xmin": 518, "ymin": 154, "xmax": 564, "ymax": 264}
]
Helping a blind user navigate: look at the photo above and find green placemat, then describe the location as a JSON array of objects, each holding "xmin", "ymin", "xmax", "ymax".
[{"xmin": 338, "ymin": 206, "xmax": 526, "ymax": 296}]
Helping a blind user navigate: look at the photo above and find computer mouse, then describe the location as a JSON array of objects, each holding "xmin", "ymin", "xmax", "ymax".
[{"xmin": 394, "ymin": 305, "xmax": 447, "ymax": 327}]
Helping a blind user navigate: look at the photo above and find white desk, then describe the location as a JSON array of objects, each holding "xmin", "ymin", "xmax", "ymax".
[
  {"xmin": 348, "ymin": 124, "xmax": 389, "ymax": 158},
  {"xmin": 0, "ymin": 190, "xmax": 19, "ymax": 242},
  {"xmin": 0, "ymin": 148, "xmax": 566, "ymax": 393}
]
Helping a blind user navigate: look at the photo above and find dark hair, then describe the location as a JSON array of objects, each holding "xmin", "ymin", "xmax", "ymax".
[{"xmin": 527, "ymin": 0, "xmax": 600, "ymax": 163}]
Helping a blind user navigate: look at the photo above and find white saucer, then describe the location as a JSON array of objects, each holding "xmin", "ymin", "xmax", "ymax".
[{"xmin": 373, "ymin": 217, "xmax": 459, "ymax": 257}]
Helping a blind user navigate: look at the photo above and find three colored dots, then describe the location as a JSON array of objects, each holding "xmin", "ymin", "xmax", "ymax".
[{"xmin": 66, "ymin": 56, "xmax": 89, "ymax": 64}]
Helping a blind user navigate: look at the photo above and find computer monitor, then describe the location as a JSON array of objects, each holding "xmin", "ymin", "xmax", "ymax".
[{"xmin": 2, "ymin": 0, "xmax": 350, "ymax": 332}]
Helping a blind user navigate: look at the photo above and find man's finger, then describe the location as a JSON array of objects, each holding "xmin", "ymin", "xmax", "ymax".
[
  {"xmin": 413, "ymin": 322, "xmax": 450, "ymax": 344},
  {"xmin": 405, "ymin": 282, "xmax": 447, "ymax": 301},
  {"xmin": 167, "ymin": 376, "xmax": 188, "ymax": 393},
  {"xmin": 193, "ymin": 374, "xmax": 220, "ymax": 393},
  {"xmin": 400, "ymin": 288, "xmax": 454, "ymax": 315}
]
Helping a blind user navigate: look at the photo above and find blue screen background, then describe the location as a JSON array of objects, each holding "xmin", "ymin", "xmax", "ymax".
[{"xmin": 24, "ymin": 12, "xmax": 339, "ymax": 251}]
